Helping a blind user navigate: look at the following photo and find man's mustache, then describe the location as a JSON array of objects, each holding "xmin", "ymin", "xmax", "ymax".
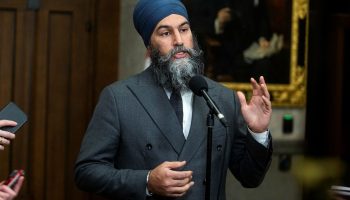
[
  {"xmin": 161, "ymin": 46, "xmax": 193, "ymax": 61},
  {"xmin": 171, "ymin": 47, "xmax": 190, "ymax": 56}
]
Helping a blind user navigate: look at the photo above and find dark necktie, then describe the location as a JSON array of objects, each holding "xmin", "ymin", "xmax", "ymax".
[{"xmin": 170, "ymin": 89, "xmax": 183, "ymax": 127}]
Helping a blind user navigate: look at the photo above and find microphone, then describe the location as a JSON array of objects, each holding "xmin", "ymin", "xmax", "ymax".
[{"xmin": 188, "ymin": 75, "xmax": 228, "ymax": 127}]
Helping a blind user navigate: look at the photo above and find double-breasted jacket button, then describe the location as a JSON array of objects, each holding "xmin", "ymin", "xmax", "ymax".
[
  {"xmin": 217, "ymin": 145, "xmax": 223, "ymax": 151},
  {"xmin": 146, "ymin": 144, "xmax": 152, "ymax": 150}
]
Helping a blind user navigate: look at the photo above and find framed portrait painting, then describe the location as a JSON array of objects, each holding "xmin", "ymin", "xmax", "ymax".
[{"xmin": 183, "ymin": 0, "xmax": 309, "ymax": 107}]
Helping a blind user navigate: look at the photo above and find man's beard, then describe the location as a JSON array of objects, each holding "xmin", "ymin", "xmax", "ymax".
[{"xmin": 150, "ymin": 36, "xmax": 204, "ymax": 92}]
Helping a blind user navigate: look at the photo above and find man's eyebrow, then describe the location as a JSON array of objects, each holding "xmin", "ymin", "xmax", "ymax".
[
  {"xmin": 155, "ymin": 21, "xmax": 190, "ymax": 31},
  {"xmin": 179, "ymin": 21, "xmax": 190, "ymax": 27}
]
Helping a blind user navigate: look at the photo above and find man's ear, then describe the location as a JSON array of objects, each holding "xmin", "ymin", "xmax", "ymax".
[
  {"xmin": 144, "ymin": 48, "xmax": 152, "ymax": 69},
  {"xmin": 146, "ymin": 48, "xmax": 151, "ymax": 57}
]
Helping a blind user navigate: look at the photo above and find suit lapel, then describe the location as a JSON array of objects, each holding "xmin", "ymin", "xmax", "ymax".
[
  {"xmin": 179, "ymin": 81, "xmax": 220, "ymax": 162},
  {"xmin": 127, "ymin": 68, "xmax": 186, "ymax": 155},
  {"xmin": 179, "ymin": 95, "xmax": 209, "ymax": 162}
]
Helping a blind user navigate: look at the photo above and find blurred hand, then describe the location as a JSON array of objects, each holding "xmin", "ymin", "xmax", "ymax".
[
  {"xmin": 148, "ymin": 161, "xmax": 194, "ymax": 197},
  {"xmin": 0, "ymin": 120, "xmax": 17, "ymax": 151},
  {"xmin": 0, "ymin": 176, "xmax": 24, "ymax": 200}
]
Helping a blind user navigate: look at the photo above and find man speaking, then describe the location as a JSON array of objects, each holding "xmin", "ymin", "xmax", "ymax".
[{"xmin": 74, "ymin": 0, "xmax": 273, "ymax": 199}]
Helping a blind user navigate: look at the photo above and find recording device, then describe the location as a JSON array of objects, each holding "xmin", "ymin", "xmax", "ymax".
[
  {"xmin": 0, "ymin": 102, "xmax": 28, "ymax": 133},
  {"xmin": 4, "ymin": 169, "xmax": 25, "ymax": 189},
  {"xmin": 188, "ymin": 75, "xmax": 228, "ymax": 127}
]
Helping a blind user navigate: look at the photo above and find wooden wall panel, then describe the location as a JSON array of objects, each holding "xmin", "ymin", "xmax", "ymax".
[
  {"xmin": 0, "ymin": 9, "xmax": 16, "ymax": 182},
  {"xmin": 46, "ymin": 12, "xmax": 72, "ymax": 200},
  {"xmin": 31, "ymin": 2, "xmax": 93, "ymax": 199},
  {"xmin": 0, "ymin": 10, "xmax": 15, "ymax": 102},
  {"xmin": 1, "ymin": 0, "xmax": 120, "ymax": 199},
  {"xmin": 0, "ymin": 0, "xmax": 27, "ymax": 9},
  {"xmin": 93, "ymin": 0, "xmax": 120, "ymax": 103},
  {"xmin": 326, "ymin": 14, "xmax": 350, "ymax": 157},
  {"xmin": 12, "ymin": 11, "xmax": 35, "ymax": 200}
]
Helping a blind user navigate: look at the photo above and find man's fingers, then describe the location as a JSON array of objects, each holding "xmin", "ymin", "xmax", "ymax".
[
  {"xmin": 162, "ymin": 161, "xmax": 193, "ymax": 185},
  {"xmin": 250, "ymin": 77, "xmax": 263, "ymax": 96},
  {"xmin": 250, "ymin": 77, "xmax": 259, "ymax": 89},
  {"xmin": 164, "ymin": 161, "xmax": 193, "ymax": 178},
  {"xmin": 259, "ymin": 76, "xmax": 266, "ymax": 85},
  {"xmin": 166, "ymin": 181, "xmax": 195, "ymax": 197},
  {"xmin": 171, "ymin": 176, "xmax": 192, "ymax": 187},
  {"xmin": 251, "ymin": 76, "xmax": 271, "ymax": 97},
  {"xmin": 261, "ymin": 84, "xmax": 270, "ymax": 100},
  {"xmin": 262, "ymin": 95, "xmax": 272, "ymax": 110},
  {"xmin": 163, "ymin": 161, "xmax": 186, "ymax": 169},
  {"xmin": 171, "ymin": 169, "xmax": 193, "ymax": 180},
  {"xmin": 237, "ymin": 91, "xmax": 247, "ymax": 108},
  {"xmin": 149, "ymin": 161, "xmax": 194, "ymax": 197},
  {"xmin": 259, "ymin": 76, "xmax": 270, "ymax": 99}
]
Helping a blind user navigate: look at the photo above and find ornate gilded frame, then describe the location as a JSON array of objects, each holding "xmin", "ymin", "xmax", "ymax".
[{"xmin": 221, "ymin": 0, "xmax": 309, "ymax": 107}]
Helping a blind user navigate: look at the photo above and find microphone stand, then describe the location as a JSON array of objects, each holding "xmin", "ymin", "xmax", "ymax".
[{"xmin": 205, "ymin": 111, "xmax": 214, "ymax": 200}]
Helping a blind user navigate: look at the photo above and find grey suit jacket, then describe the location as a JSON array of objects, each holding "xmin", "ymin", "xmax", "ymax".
[{"xmin": 74, "ymin": 66, "xmax": 272, "ymax": 200}]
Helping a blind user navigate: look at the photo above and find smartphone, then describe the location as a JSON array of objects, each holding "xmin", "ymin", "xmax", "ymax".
[
  {"xmin": 3, "ymin": 169, "xmax": 25, "ymax": 189},
  {"xmin": 0, "ymin": 102, "xmax": 28, "ymax": 133}
]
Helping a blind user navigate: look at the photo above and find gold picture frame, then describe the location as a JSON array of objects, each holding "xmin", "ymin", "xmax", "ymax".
[{"xmin": 221, "ymin": 0, "xmax": 309, "ymax": 107}]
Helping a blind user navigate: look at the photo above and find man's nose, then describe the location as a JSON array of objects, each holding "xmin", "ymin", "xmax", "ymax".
[{"xmin": 173, "ymin": 30, "xmax": 184, "ymax": 46}]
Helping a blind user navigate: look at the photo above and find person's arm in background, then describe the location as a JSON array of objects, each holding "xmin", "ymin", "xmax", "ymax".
[
  {"xmin": 0, "ymin": 120, "xmax": 25, "ymax": 199},
  {"xmin": 0, "ymin": 177, "xmax": 24, "ymax": 200},
  {"xmin": 0, "ymin": 120, "xmax": 17, "ymax": 151}
]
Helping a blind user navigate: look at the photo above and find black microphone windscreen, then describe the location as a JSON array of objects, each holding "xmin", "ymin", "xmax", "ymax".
[{"xmin": 188, "ymin": 75, "xmax": 208, "ymax": 96}]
